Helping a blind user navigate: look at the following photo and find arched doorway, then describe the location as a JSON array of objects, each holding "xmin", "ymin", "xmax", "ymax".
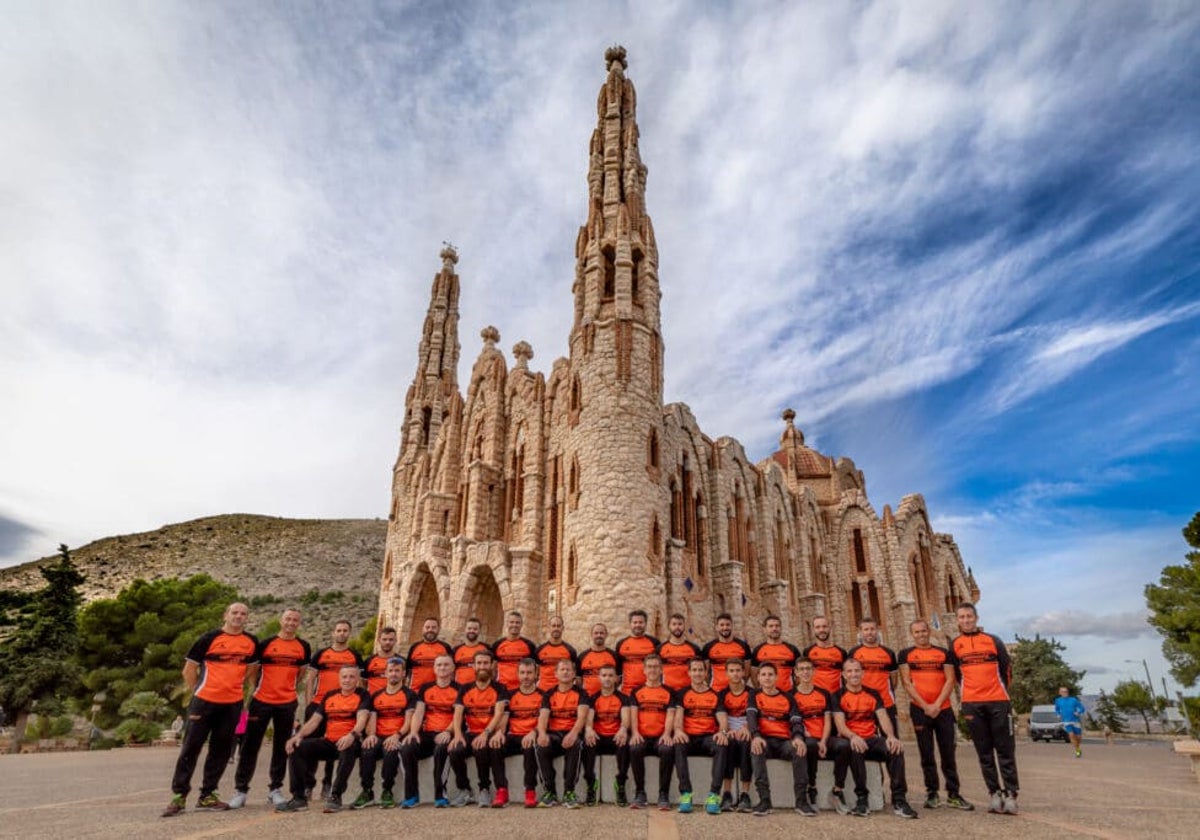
[
  {"xmin": 408, "ymin": 565, "xmax": 441, "ymax": 643},
  {"xmin": 466, "ymin": 565, "xmax": 505, "ymax": 640}
]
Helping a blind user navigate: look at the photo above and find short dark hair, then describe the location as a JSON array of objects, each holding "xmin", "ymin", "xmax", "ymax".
[
  {"xmin": 757, "ymin": 662, "xmax": 777, "ymax": 674},
  {"xmin": 629, "ymin": 609, "xmax": 648, "ymax": 621},
  {"xmin": 643, "ymin": 653, "xmax": 663, "ymax": 666},
  {"xmin": 379, "ymin": 626, "xmax": 397, "ymax": 635},
  {"xmin": 334, "ymin": 619, "xmax": 352, "ymax": 630},
  {"xmin": 762, "ymin": 614, "xmax": 781, "ymax": 625},
  {"xmin": 859, "ymin": 616, "xmax": 877, "ymax": 627},
  {"xmin": 670, "ymin": 612, "xmax": 686, "ymax": 622},
  {"xmin": 956, "ymin": 602, "xmax": 978, "ymax": 615},
  {"xmin": 716, "ymin": 612, "xmax": 733, "ymax": 623}
]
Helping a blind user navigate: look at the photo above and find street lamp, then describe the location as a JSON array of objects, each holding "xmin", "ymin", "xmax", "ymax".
[{"xmin": 1124, "ymin": 659, "xmax": 1157, "ymax": 704}]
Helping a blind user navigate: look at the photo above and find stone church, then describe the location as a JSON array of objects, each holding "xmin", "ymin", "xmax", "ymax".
[{"xmin": 376, "ymin": 47, "xmax": 978, "ymax": 652}]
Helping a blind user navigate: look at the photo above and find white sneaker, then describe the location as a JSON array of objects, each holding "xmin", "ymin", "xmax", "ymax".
[
  {"xmin": 449, "ymin": 788, "xmax": 473, "ymax": 807},
  {"xmin": 477, "ymin": 785, "xmax": 492, "ymax": 807},
  {"xmin": 267, "ymin": 789, "xmax": 287, "ymax": 807},
  {"xmin": 228, "ymin": 791, "xmax": 248, "ymax": 809},
  {"xmin": 1002, "ymin": 793, "xmax": 1019, "ymax": 815},
  {"xmin": 988, "ymin": 792, "xmax": 1004, "ymax": 813}
]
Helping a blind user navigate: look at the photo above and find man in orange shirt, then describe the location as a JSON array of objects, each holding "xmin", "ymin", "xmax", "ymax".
[
  {"xmin": 582, "ymin": 663, "xmax": 630, "ymax": 806},
  {"xmin": 304, "ymin": 619, "xmax": 363, "ymax": 800},
  {"xmin": 276, "ymin": 664, "xmax": 371, "ymax": 813},
  {"xmin": 496, "ymin": 657, "xmax": 543, "ymax": 808},
  {"xmin": 673, "ymin": 658, "xmax": 728, "ymax": 815},
  {"xmin": 898, "ymin": 619, "xmax": 972, "ymax": 811},
  {"xmin": 615, "ymin": 609, "xmax": 660, "ymax": 693},
  {"xmin": 406, "ymin": 617, "xmax": 453, "ymax": 691},
  {"xmin": 535, "ymin": 658, "xmax": 589, "ymax": 808},
  {"xmin": 628, "ymin": 654, "xmax": 677, "ymax": 810},
  {"xmin": 792, "ymin": 658, "xmax": 843, "ymax": 812},
  {"xmin": 716, "ymin": 658, "xmax": 753, "ymax": 812},
  {"xmin": 658, "ymin": 613, "xmax": 701, "ymax": 692},
  {"xmin": 536, "ymin": 615, "xmax": 579, "ymax": 691},
  {"xmin": 363, "ymin": 626, "xmax": 398, "ymax": 695},
  {"xmin": 746, "ymin": 662, "xmax": 810, "ymax": 817},
  {"xmin": 163, "ymin": 602, "xmax": 259, "ymax": 817},
  {"xmin": 231, "ymin": 607, "xmax": 310, "ymax": 809},
  {"xmin": 802, "ymin": 616, "xmax": 847, "ymax": 695},
  {"xmin": 751, "ymin": 615, "xmax": 801, "ymax": 692},
  {"xmin": 400, "ymin": 654, "xmax": 461, "ymax": 807},
  {"xmin": 453, "ymin": 617, "xmax": 488, "ymax": 685},
  {"xmin": 702, "ymin": 612, "xmax": 751, "ymax": 692},
  {"xmin": 357, "ymin": 656, "xmax": 416, "ymax": 809},
  {"xmin": 950, "ymin": 602, "xmax": 1018, "ymax": 815},
  {"xmin": 492, "ymin": 610, "xmax": 538, "ymax": 691},
  {"xmin": 449, "ymin": 650, "xmax": 508, "ymax": 807},
  {"xmin": 578, "ymin": 622, "xmax": 618, "ymax": 696},
  {"xmin": 848, "ymin": 616, "xmax": 900, "ymax": 736},
  {"xmin": 832, "ymin": 658, "xmax": 917, "ymax": 819}
]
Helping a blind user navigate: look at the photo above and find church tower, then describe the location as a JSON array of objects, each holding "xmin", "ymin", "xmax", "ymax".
[{"xmin": 559, "ymin": 46, "xmax": 670, "ymax": 638}]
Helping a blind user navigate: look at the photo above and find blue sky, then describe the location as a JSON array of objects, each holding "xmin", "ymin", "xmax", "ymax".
[{"xmin": 2, "ymin": 1, "xmax": 1198, "ymax": 693}]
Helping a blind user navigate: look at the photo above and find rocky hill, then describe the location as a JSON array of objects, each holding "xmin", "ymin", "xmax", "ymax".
[{"xmin": 0, "ymin": 514, "xmax": 386, "ymax": 635}]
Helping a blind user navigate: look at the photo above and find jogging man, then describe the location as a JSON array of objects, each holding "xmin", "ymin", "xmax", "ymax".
[
  {"xmin": 803, "ymin": 616, "xmax": 847, "ymax": 695},
  {"xmin": 453, "ymin": 617, "xmax": 488, "ymax": 685},
  {"xmin": 747, "ymin": 662, "xmax": 811, "ymax": 816},
  {"xmin": 751, "ymin": 615, "xmax": 801, "ymax": 692},
  {"xmin": 276, "ymin": 664, "xmax": 370, "ymax": 813},
  {"xmin": 898, "ymin": 619, "xmax": 972, "ymax": 810},
  {"xmin": 406, "ymin": 617, "xmax": 453, "ymax": 691},
  {"xmin": 951, "ymin": 601, "xmax": 1019, "ymax": 814},
  {"xmin": 492, "ymin": 611, "xmax": 537, "ymax": 692},
  {"xmin": 627, "ymin": 653, "xmax": 678, "ymax": 809},
  {"xmin": 356, "ymin": 656, "xmax": 416, "ymax": 809},
  {"xmin": 400, "ymin": 654, "xmax": 462, "ymax": 807},
  {"xmin": 535, "ymin": 658, "xmax": 589, "ymax": 808},
  {"xmin": 582, "ymin": 662, "xmax": 630, "ymax": 806},
  {"xmin": 832, "ymin": 658, "xmax": 917, "ymax": 819},
  {"xmin": 1055, "ymin": 686, "xmax": 1087, "ymax": 757},
  {"xmin": 536, "ymin": 615, "xmax": 579, "ymax": 692},
  {"xmin": 702, "ymin": 612, "xmax": 752, "ymax": 692},
  {"xmin": 716, "ymin": 657, "xmax": 753, "ymax": 812},
  {"xmin": 848, "ymin": 617, "xmax": 899, "ymax": 736},
  {"xmin": 363, "ymin": 626, "xmax": 399, "ymax": 695},
  {"xmin": 162, "ymin": 602, "xmax": 259, "ymax": 817},
  {"xmin": 673, "ymin": 658, "xmax": 729, "ymax": 815},
  {"xmin": 615, "ymin": 609, "xmax": 660, "ymax": 693},
  {"xmin": 578, "ymin": 622, "xmax": 618, "ymax": 696},
  {"xmin": 658, "ymin": 613, "xmax": 702, "ymax": 692},
  {"xmin": 449, "ymin": 650, "xmax": 508, "ymax": 807},
  {"xmin": 499, "ymin": 657, "xmax": 544, "ymax": 808},
  {"xmin": 305, "ymin": 619, "xmax": 363, "ymax": 799},
  {"xmin": 231, "ymin": 607, "xmax": 310, "ymax": 809}
]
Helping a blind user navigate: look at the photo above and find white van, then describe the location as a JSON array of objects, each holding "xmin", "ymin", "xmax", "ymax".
[{"xmin": 1029, "ymin": 705, "xmax": 1068, "ymax": 742}]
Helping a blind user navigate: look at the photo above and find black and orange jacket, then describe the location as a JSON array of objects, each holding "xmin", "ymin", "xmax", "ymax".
[
  {"xmin": 406, "ymin": 639, "xmax": 453, "ymax": 691},
  {"xmin": 751, "ymin": 641, "xmax": 801, "ymax": 692},
  {"xmin": 898, "ymin": 645, "xmax": 953, "ymax": 710},
  {"xmin": 457, "ymin": 681, "xmax": 508, "ymax": 735},
  {"xmin": 453, "ymin": 642, "xmax": 489, "ymax": 686},
  {"xmin": 950, "ymin": 631, "xmax": 1011, "ymax": 703},
  {"xmin": 701, "ymin": 637, "xmax": 752, "ymax": 691},
  {"xmin": 833, "ymin": 686, "xmax": 886, "ymax": 739},
  {"xmin": 802, "ymin": 643, "xmax": 847, "ymax": 694},
  {"xmin": 542, "ymin": 685, "xmax": 588, "ymax": 733},
  {"xmin": 792, "ymin": 686, "xmax": 832, "ymax": 739},
  {"xmin": 748, "ymin": 689, "xmax": 800, "ymax": 740},
  {"xmin": 678, "ymin": 687, "xmax": 721, "ymax": 736},
  {"xmin": 492, "ymin": 636, "xmax": 538, "ymax": 691},
  {"xmin": 658, "ymin": 639, "xmax": 702, "ymax": 691},
  {"xmin": 505, "ymin": 687, "xmax": 544, "ymax": 736},
  {"xmin": 579, "ymin": 647, "xmax": 618, "ymax": 696},
  {"xmin": 320, "ymin": 687, "xmax": 370, "ymax": 742},
  {"xmin": 310, "ymin": 647, "xmax": 364, "ymax": 705},
  {"xmin": 631, "ymin": 684, "xmax": 675, "ymax": 738},
  {"xmin": 588, "ymin": 690, "xmax": 630, "ymax": 738},
  {"xmin": 417, "ymin": 681, "xmax": 459, "ymax": 733},
  {"xmin": 535, "ymin": 641, "xmax": 580, "ymax": 691},
  {"xmin": 370, "ymin": 686, "xmax": 416, "ymax": 737},
  {"xmin": 848, "ymin": 644, "xmax": 898, "ymax": 707},
  {"xmin": 188, "ymin": 630, "xmax": 259, "ymax": 704},
  {"xmin": 615, "ymin": 634, "xmax": 660, "ymax": 692},
  {"xmin": 253, "ymin": 635, "xmax": 310, "ymax": 705}
]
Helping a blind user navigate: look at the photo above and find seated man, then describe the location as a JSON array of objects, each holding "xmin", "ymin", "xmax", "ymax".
[
  {"xmin": 673, "ymin": 658, "xmax": 728, "ymax": 815},
  {"xmin": 400, "ymin": 654, "xmax": 462, "ymax": 808},
  {"xmin": 357, "ymin": 656, "xmax": 416, "ymax": 809},
  {"xmin": 535, "ymin": 658, "xmax": 589, "ymax": 808},
  {"xmin": 832, "ymin": 658, "xmax": 918, "ymax": 819},
  {"xmin": 496, "ymin": 657, "xmax": 544, "ymax": 808},
  {"xmin": 747, "ymin": 662, "xmax": 812, "ymax": 816},
  {"xmin": 277, "ymin": 664, "xmax": 370, "ymax": 813},
  {"xmin": 716, "ymin": 658, "xmax": 753, "ymax": 813},
  {"xmin": 627, "ymin": 653, "xmax": 678, "ymax": 810},
  {"xmin": 581, "ymin": 663, "xmax": 630, "ymax": 806},
  {"xmin": 449, "ymin": 650, "xmax": 508, "ymax": 807},
  {"xmin": 791, "ymin": 658, "xmax": 848, "ymax": 811}
]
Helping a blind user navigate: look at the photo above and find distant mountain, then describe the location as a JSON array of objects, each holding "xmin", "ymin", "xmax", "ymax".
[{"xmin": 0, "ymin": 514, "xmax": 386, "ymax": 635}]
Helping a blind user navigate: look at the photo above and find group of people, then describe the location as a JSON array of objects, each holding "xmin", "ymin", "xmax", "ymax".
[{"xmin": 162, "ymin": 601, "xmax": 1021, "ymax": 820}]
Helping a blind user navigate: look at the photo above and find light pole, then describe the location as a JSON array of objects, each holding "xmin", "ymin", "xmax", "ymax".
[{"xmin": 1124, "ymin": 659, "xmax": 1157, "ymax": 704}]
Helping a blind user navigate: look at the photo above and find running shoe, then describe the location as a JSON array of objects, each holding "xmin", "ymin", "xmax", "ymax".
[
  {"xmin": 538, "ymin": 790, "xmax": 559, "ymax": 808},
  {"xmin": 228, "ymin": 791, "xmax": 247, "ymax": 810},
  {"xmin": 433, "ymin": 797, "xmax": 450, "ymax": 808},
  {"xmin": 893, "ymin": 799, "xmax": 918, "ymax": 819},
  {"xmin": 631, "ymin": 791, "xmax": 648, "ymax": 809},
  {"xmin": 275, "ymin": 797, "xmax": 309, "ymax": 813},
  {"xmin": 988, "ymin": 791, "xmax": 1004, "ymax": 813},
  {"xmin": 563, "ymin": 791, "xmax": 580, "ymax": 810},
  {"xmin": 795, "ymin": 799, "xmax": 817, "ymax": 817},
  {"xmin": 705, "ymin": 792, "xmax": 721, "ymax": 815},
  {"xmin": 850, "ymin": 796, "xmax": 870, "ymax": 817},
  {"xmin": 323, "ymin": 794, "xmax": 342, "ymax": 813},
  {"xmin": 352, "ymin": 791, "xmax": 376, "ymax": 809},
  {"xmin": 752, "ymin": 798, "xmax": 772, "ymax": 817},
  {"xmin": 380, "ymin": 790, "xmax": 396, "ymax": 809},
  {"xmin": 448, "ymin": 788, "xmax": 473, "ymax": 808},
  {"xmin": 657, "ymin": 794, "xmax": 671, "ymax": 811},
  {"xmin": 946, "ymin": 795, "xmax": 974, "ymax": 811},
  {"xmin": 585, "ymin": 780, "xmax": 598, "ymax": 806},
  {"xmin": 161, "ymin": 795, "xmax": 186, "ymax": 818},
  {"xmin": 924, "ymin": 792, "xmax": 941, "ymax": 809},
  {"xmin": 736, "ymin": 792, "xmax": 753, "ymax": 813},
  {"xmin": 476, "ymin": 785, "xmax": 492, "ymax": 807},
  {"xmin": 719, "ymin": 790, "xmax": 734, "ymax": 812},
  {"xmin": 196, "ymin": 793, "xmax": 230, "ymax": 811},
  {"xmin": 1002, "ymin": 792, "xmax": 1019, "ymax": 815},
  {"xmin": 523, "ymin": 789, "xmax": 537, "ymax": 808},
  {"xmin": 1075, "ymin": 748, "xmax": 1082, "ymax": 757},
  {"xmin": 491, "ymin": 787, "xmax": 510, "ymax": 808},
  {"xmin": 615, "ymin": 781, "xmax": 628, "ymax": 808},
  {"xmin": 678, "ymin": 791, "xmax": 693, "ymax": 813},
  {"xmin": 401, "ymin": 796, "xmax": 420, "ymax": 809},
  {"xmin": 267, "ymin": 789, "xmax": 287, "ymax": 807},
  {"xmin": 832, "ymin": 789, "xmax": 850, "ymax": 815}
]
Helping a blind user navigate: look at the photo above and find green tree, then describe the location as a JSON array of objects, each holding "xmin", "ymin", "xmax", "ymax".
[
  {"xmin": 0, "ymin": 544, "xmax": 85, "ymax": 752},
  {"xmin": 349, "ymin": 615, "xmax": 379, "ymax": 660},
  {"xmin": 1008, "ymin": 634, "xmax": 1084, "ymax": 714},
  {"xmin": 1090, "ymin": 689, "xmax": 1126, "ymax": 734},
  {"xmin": 1145, "ymin": 511, "xmax": 1200, "ymax": 687},
  {"xmin": 1112, "ymin": 679, "xmax": 1156, "ymax": 733},
  {"xmin": 75, "ymin": 574, "xmax": 239, "ymax": 727}
]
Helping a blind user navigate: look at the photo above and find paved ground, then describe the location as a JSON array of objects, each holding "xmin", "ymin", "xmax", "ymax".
[{"xmin": 1, "ymin": 737, "xmax": 1197, "ymax": 839}]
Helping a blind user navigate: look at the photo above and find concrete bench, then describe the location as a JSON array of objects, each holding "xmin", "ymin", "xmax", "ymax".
[{"xmin": 1173, "ymin": 740, "xmax": 1200, "ymax": 782}]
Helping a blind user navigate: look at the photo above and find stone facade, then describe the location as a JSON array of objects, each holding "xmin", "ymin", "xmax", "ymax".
[{"xmin": 376, "ymin": 47, "xmax": 979, "ymax": 654}]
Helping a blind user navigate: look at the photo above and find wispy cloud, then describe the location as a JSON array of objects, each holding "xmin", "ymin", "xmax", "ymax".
[{"xmin": 1014, "ymin": 610, "xmax": 1154, "ymax": 641}]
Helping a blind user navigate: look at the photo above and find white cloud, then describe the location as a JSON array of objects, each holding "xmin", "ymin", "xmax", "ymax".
[{"xmin": 1014, "ymin": 610, "xmax": 1154, "ymax": 640}]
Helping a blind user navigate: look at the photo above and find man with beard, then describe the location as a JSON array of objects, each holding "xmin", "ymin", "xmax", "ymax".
[
  {"xmin": 453, "ymin": 617, "xmax": 488, "ymax": 685},
  {"xmin": 406, "ymin": 617, "xmax": 453, "ymax": 691},
  {"xmin": 702, "ymin": 612, "xmax": 751, "ymax": 692},
  {"xmin": 658, "ymin": 613, "xmax": 702, "ymax": 693},
  {"xmin": 449, "ymin": 650, "xmax": 508, "ymax": 807},
  {"xmin": 536, "ymin": 615, "xmax": 579, "ymax": 692},
  {"xmin": 363, "ymin": 626, "xmax": 398, "ymax": 695},
  {"xmin": 578, "ymin": 623, "xmax": 618, "ymax": 696},
  {"xmin": 615, "ymin": 609, "xmax": 660, "ymax": 694},
  {"xmin": 802, "ymin": 616, "xmax": 847, "ymax": 696},
  {"xmin": 752, "ymin": 615, "xmax": 801, "ymax": 692},
  {"xmin": 305, "ymin": 619, "xmax": 363, "ymax": 799},
  {"xmin": 582, "ymin": 663, "xmax": 630, "ymax": 806},
  {"xmin": 493, "ymin": 611, "xmax": 538, "ymax": 692},
  {"xmin": 400, "ymin": 655, "xmax": 462, "ymax": 808},
  {"xmin": 498, "ymin": 658, "xmax": 544, "ymax": 808},
  {"xmin": 355, "ymin": 656, "xmax": 416, "ymax": 809},
  {"xmin": 848, "ymin": 617, "xmax": 900, "ymax": 737}
]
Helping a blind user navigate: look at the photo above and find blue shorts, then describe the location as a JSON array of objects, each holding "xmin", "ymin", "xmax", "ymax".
[{"xmin": 1063, "ymin": 722, "xmax": 1081, "ymax": 735}]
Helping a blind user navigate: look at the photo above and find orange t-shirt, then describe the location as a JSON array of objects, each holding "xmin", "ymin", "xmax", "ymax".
[
  {"xmin": 701, "ymin": 638, "xmax": 752, "ymax": 691},
  {"xmin": 309, "ymin": 647, "xmax": 363, "ymax": 705},
  {"xmin": 579, "ymin": 648, "xmax": 618, "ymax": 696},
  {"xmin": 320, "ymin": 688, "xmax": 370, "ymax": 742},
  {"xmin": 792, "ymin": 687, "xmax": 832, "ymax": 739},
  {"xmin": 752, "ymin": 641, "xmax": 801, "ymax": 692},
  {"xmin": 370, "ymin": 686, "xmax": 416, "ymax": 737},
  {"xmin": 950, "ymin": 632, "xmax": 1011, "ymax": 703},
  {"xmin": 457, "ymin": 682, "xmax": 508, "ymax": 735},
  {"xmin": 505, "ymin": 688, "xmax": 544, "ymax": 736},
  {"xmin": 718, "ymin": 685, "xmax": 750, "ymax": 730},
  {"xmin": 536, "ymin": 641, "xmax": 579, "ymax": 692},
  {"xmin": 363, "ymin": 653, "xmax": 391, "ymax": 696},
  {"xmin": 631, "ymin": 684, "xmax": 675, "ymax": 738},
  {"xmin": 802, "ymin": 644, "xmax": 847, "ymax": 695},
  {"xmin": 253, "ymin": 635, "xmax": 310, "ymax": 705},
  {"xmin": 188, "ymin": 630, "xmax": 259, "ymax": 704},
  {"xmin": 615, "ymin": 635, "xmax": 660, "ymax": 692},
  {"xmin": 418, "ymin": 681, "xmax": 459, "ymax": 733},
  {"xmin": 406, "ymin": 639, "xmax": 453, "ymax": 691},
  {"xmin": 658, "ymin": 639, "xmax": 702, "ymax": 691},
  {"xmin": 542, "ymin": 686, "xmax": 588, "ymax": 733},
  {"xmin": 678, "ymin": 687, "xmax": 721, "ymax": 736},
  {"xmin": 834, "ymin": 687, "xmax": 885, "ymax": 738},
  {"xmin": 750, "ymin": 689, "xmax": 797, "ymax": 740},
  {"xmin": 453, "ymin": 642, "xmax": 489, "ymax": 686},
  {"xmin": 492, "ymin": 636, "xmax": 537, "ymax": 691},
  {"xmin": 589, "ymin": 691, "xmax": 629, "ymax": 738},
  {"xmin": 848, "ymin": 644, "xmax": 898, "ymax": 708},
  {"xmin": 898, "ymin": 645, "xmax": 953, "ymax": 710}
]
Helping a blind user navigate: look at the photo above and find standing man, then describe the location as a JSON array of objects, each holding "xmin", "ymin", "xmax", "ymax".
[
  {"xmin": 752, "ymin": 615, "xmax": 801, "ymax": 692},
  {"xmin": 746, "ymin": 663, "xmax": 811, "ymax": 817},
  {"xmin": 1055, "ymin": 686, "xmax": 1087, "ymax": 758},
  {"xmin": 400, "ymin": 654, "xmax": 462, "ymax": 808},
  {"xmin": 673, "ymin": 658, "xmax": 729, "ymax": 815},
  {"xmin": 848, "ymin": 617, "xmax": 900, "ymax": 736},
  {"xmin": 536, "ymin": 615, "xmax": 579, "ymax": 692},
  {"xmin": 658, "ymin": 613, "xmax": 702, "ymax": 693},
  {"xmin": 615, "ymin": 609, "xmax": 660, "ymax": 693},
  {"xmin": 305, "ymin": 620, "xmax": 363, "ymax": 800},
  {"xmin": 357, "ymin": 656, "xmax": 416, "ymax": 809},
  {"xmin": 951, "ymin": 602, "xmax": 1019, "ymax": 814},
  {"xmin": 492, "ymin": 611, "xmax": 537, "ymax": 692},
  {"xmin": 582, "ymin": 663, "xmax": 630, "ymax": 806},
  {"xmin": 453, "ymin": 617, "xmax": 488, "ymax": 685},
  {"xmin": 231, "ymin": 607, "xmax": 310, "ymax": 809},
  {"xmin": 497, "ymin": 658, "xmax": 543, "ymax": 808},
  {"xmin": 627, "ymin": 654, "xmax": 678, "ymax": 810},
  {"xmin": 702, "ymin": 612, "xmax": 752, "ymax": 692},
  {"xmin": 406, "ymin": 617, "xmax": 453, "ymax": 691},
  {"xmin": 716, "ymin": 658, "xmax": 754, "ymax": 813},
  {"xmin": 449, "ymin": 650, "xmax": 508, "ymax": 807},
  {"xmin": 363, "ymin": 626, "xmax": 399, "ymax": 695},
  {"xmin": 276, "ymin": 664, "xmax": 370, "ymax": 813},
  {"xmin": 535, "ymin": 658, "xmax": 589, "ymax": 808},
  {"xmin": 832, "ymin": 658, "xmax": 917, "ymax": 819},
  {"xmin": 578, "ymin": 623, "xmax": 618, "ymax": 696},
  {"xmin": 162, "ymin": 603, "xmax": 259, "ymax": 817},
  {"xmin": 803, "ymin": 616, "xmax": 847, "ymax": 696},
  {"xmin": 898, "ymin": 619, "xmax": 973, "ymax": 810}
]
